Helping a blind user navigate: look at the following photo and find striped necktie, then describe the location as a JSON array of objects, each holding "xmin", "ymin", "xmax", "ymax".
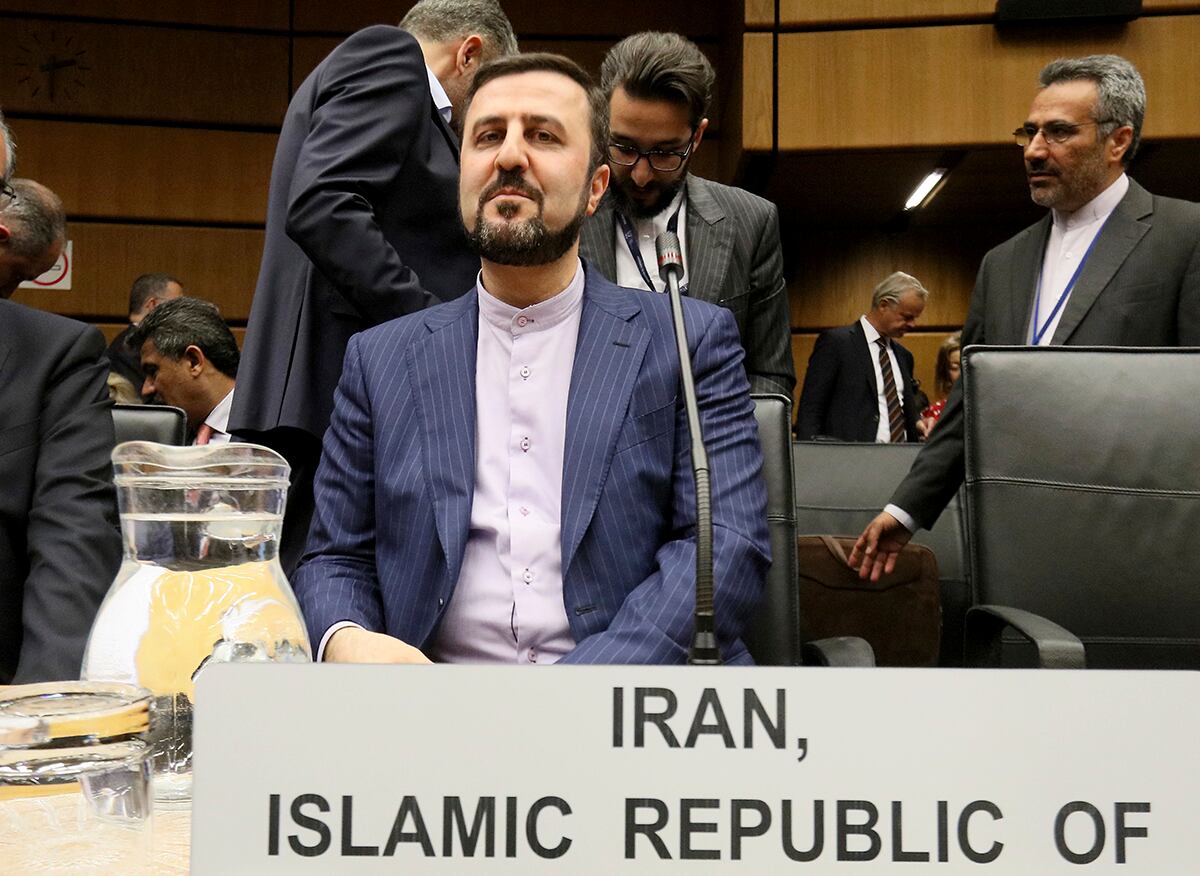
[{"xmin": 876, "ymin": 337, "xmax": 906, "ymax": 443}]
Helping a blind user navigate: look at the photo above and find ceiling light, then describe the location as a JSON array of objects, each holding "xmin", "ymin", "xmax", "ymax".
[{"xmin": 904, "ymin": 168, "xmax": 948, "ymax": 211}]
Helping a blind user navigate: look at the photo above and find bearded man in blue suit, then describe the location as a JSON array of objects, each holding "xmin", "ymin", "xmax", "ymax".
[{"xmin": 293, "ymin": 53, "xmax": 768, "ymax": 665}]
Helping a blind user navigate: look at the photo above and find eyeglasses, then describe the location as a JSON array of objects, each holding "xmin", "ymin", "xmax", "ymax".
[
  {"xmin": 1012, "ymin": 119, "xmax": 1113, "ymax": 147},
  {"xmin": 0, "ymin": 181, "xmax": 15, "ymax": 207},
  {"xmin": 607, "ymin": 135, "xmax": 696, "ymax": 173}
]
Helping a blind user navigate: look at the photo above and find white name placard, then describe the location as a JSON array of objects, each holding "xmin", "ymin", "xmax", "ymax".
[{"xmin": 192, "ymin": 665, "xmax": 1200, "ymax": 873}]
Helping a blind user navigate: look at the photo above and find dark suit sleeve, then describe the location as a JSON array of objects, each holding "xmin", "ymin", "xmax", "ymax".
[
  {"xmin": 743, "ymin": 202, "xmax": 796, "ymax": 397},
  {"xmin": 17, "ymin": 325, "xmax": 121, "ymax": 682},
  {"xmin": 284, "ymin": 27, "xmax": 439, "ymax": 326},
  {"xmin": 1180, "ymin": 227, "xmax": 1200, "ymax": 344},
  {"xmin": 291, "ymin": 334, "xmax": 386, "ymax": 646},
  {"xmin": 561, "ymin": 308, "xmax": 770, "ymax": 664},
  {"xmin": 897, "ymin": 345, "xmax": 921, "ymax": 440},
  {"xmin": 794, "ymin": 330, "xmax": 838, "ymax": 440},
  {"xmin": 888, "ymin": 257, "xmax": 991, "ymax": 529}
]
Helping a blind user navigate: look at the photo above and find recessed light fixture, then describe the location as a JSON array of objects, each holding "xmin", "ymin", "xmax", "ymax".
[{"xmin": 904, "ymin": 168, "xmax": 948, "ymax": 211}]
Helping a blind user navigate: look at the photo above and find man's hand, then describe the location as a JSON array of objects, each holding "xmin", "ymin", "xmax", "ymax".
[
  {"xmin": 325, "ymin": 627, "xmax": 432, "ymax": 664},
  {"xmin": 847, "ymin": 511, "xmax": 913, "ymax": 582},
  {"xmin": 916, "ymin": 417, "xmax": 933, "ymax": 440}
]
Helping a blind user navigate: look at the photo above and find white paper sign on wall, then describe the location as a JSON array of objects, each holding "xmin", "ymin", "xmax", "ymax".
[{"xmin": 19, "ymin": 239, "xmax": 72, "ymax": 290}]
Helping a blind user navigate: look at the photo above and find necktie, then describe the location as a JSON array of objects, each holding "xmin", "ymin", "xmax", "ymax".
[
  {"xmin": 194, "ymin": 423, "xmax": 214, "ymax": 446},
  {"xmin": 876, "ymin": 338, "xmax": 906, "ymax": 443}
]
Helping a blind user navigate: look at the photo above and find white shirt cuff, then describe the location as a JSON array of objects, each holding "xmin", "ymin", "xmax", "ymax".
[
  {"xmin": 318, "ymin": 621, "xmax": 364, "ymax": 661},
  {"xmin": 883, "ymin": 503, "xmax": 918, "ymax": 534}
]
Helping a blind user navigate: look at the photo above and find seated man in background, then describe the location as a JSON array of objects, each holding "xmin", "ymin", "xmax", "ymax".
[
  {"xmin": 795, "ymin": 271, "xmax": 929, "ymax": 442},
  {"xmin": 0, "ymin": 119, "xmax": 121, "ymax": 683},
  {"xmin": 104, "ymin": 273, "xmax": 184, "ymax": 402},
  {"xmin": 128, "ymin": 297, "xmax": 239, "ymax": 445},
  {"xmin": 295, "ymin": 53, "xmax": 769, "ymax": 666}
]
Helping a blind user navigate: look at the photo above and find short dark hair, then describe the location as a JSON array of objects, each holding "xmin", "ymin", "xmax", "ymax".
[
  {"xmin": 464, "ymin": 52, "xmax": 609, "ymax": 172},
  {"xmin": 4, "ymin": 179, "xmax": 65, "ymax": 260},
  {"xmin": 128, "ymin": 297, "xmax": 240, "ymax": 379},
  {"xmin": 600, "ymin": 32, "xmax": 715, "ymax": 129},
  {"xmin": 1039, "ymin": 55, "xmax": 1145, "ymax": 164},
  {"xmin": 400, "ymin": 0, "xmax": 518, "ymax": 59},
  {"xmin": 129, "ymin": 272, "xmax": 182, "ymax": 316}
]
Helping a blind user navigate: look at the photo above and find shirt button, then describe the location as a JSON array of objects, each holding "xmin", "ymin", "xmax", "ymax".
[
  {"xmin": 519, "ymin": 506, "xmax": 530, "ymax": 516},
  {"xmin": 528, "ymin": 649, "xmax": 537, "ymax": 663},
  {"xmin": 522, "ymin": 568, "xmax": 534, "ymax": 583},
  {"xmin": 520, "ymin": 365, "xmax": 531, "ymax": 379},
  {"xmin": 516, "ymin": 316, "xmax": 529, "ymax": 327},
  {"xmin": 520, "ymin": 436, "xmax": 530, "ymax": 452}
]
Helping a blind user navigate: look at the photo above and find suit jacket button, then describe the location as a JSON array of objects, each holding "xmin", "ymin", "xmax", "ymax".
[{"xmin": 438, "ymin": 597, "xmax": 445, "ymax": 608}]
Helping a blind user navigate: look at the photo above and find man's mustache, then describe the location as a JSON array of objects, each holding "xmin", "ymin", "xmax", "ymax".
[{"xmin": 478, "ymin": 169, "xmax": 544, "ymax": 209}]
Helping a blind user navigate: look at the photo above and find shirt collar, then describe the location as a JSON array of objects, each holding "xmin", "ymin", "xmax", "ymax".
[
  {"xmin": 426, "ymin": 66, "xmax": 452, "ymax": 124},
  {"xmin": 204, "ymin": 387, "xmax": 235, "ymax": 435},
  {"xmin": 1053, "ymin": 172, "xmax": 1129, "ymax": 230},
  {"xmin": 476, "ymin": 259, "xmax": 586, "ymax": 333},
  {"xmin": 859, "ymin": 314, "xmax": 884, "ymax": 345}
]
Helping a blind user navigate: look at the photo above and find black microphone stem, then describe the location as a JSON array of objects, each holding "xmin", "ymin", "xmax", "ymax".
[{"xmin": 656, "ymin": 231, "xmax": 720, "ymax": 665}]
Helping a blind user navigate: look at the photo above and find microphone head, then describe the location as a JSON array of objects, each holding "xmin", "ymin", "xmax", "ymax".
[{"xmin": 655, "ymin": 231, "xmax": 684, "ymax": 282}]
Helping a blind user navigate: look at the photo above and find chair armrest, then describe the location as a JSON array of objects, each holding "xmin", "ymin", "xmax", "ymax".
[
  {"xmin": 802, "ymin": 636, "xmax": 876, "ymax": 667},
  {"xmin": 964, "ymin": 605, "xmax": 1086, "ymax": 669}
]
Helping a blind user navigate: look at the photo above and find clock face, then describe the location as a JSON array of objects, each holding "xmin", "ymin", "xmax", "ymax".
[{"xmin": 13, "ymin": 29, "xmax": 91, "ymax": 103}]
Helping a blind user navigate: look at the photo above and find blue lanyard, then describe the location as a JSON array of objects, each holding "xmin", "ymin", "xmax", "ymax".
[
  {"xmin": 615, "ymin": 203, "xmax": 685, "ymax": 294},
  {"xmin": 1030, "ymin": 217, "xmax": 1109, "ymax": 345}
]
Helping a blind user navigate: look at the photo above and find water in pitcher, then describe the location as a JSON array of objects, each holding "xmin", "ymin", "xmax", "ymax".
[{"xmin": 82, "ymin": 444, "xmax": 311, "ymax": 804}]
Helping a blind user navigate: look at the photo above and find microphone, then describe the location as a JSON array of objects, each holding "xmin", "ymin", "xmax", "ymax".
[{"xmin": 656, "ymin": 231, "xmax": 720, "ymax": 666}]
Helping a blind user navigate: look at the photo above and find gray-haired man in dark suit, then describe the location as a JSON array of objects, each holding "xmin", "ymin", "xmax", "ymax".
[
  {"xmin": 579, "ymin": 31, "xmax": 794, "ymax": 398},
  {"xmin": 851, "ymin": 54, "xmax": 1200, "ymax": 581}
]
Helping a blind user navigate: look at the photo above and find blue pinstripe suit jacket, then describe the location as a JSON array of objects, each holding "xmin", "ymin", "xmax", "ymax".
[{"xmin": 292, "ymin": 264, "xmax": 770, "ymax": 664}]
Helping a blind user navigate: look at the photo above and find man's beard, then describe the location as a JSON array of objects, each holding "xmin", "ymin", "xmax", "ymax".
[
  {"xmin": 609, "ymin": 170, "xmax": 686, "ymax": 220},
  {"xmin": 466, "ymin": 168, "xmax": 589, "ymax": 266}
]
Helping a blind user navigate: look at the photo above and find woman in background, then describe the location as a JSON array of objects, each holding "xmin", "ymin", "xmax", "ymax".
[{"xmin": 920, "ymin": 331, "xmax": 961, "ymax": 433}]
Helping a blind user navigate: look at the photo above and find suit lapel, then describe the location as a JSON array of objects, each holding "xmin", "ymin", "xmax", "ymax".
[
  {"xmin": 683, "ymin": 176, "xmax": 732, "ymax": 305},
  {"xmin": 581, "ymin": 194, "xmax": 619, "ymax": 281},
  {"xmin": 561, "ymin": 274, "xmax": 649, "ymax": 575},
  {"xmin": 1051, "ymin": 181, "xmax": 1152, "ymax": 344},
  {"xmin": 407, "ymin": 294, "xmax": 477, "ymax": 582},
  {"xmin": 431, "ymin": 103, "xmax": 460, "ymax": 163},
  {"xmin": 1009, "ymin": 217, "xmax": 1051, "ymax": 342}
]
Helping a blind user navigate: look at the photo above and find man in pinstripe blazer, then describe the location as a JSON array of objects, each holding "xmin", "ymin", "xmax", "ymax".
[
  {"xmin": 579, "ymin": 32, "xmax": 795, "ymax": 398},
  {"xmin": 293, "ymin": 54, "xmax": 769, "ymax": 666}
]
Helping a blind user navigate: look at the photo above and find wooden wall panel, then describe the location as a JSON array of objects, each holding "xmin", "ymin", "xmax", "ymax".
[
  {"xmin": 10, "ymin": 225, "xmax": 264, "ymax": 322},
  {"xmin": 742, "ymin": 33, "xmax": 774, "ymax": 152},
  {"xmin": 9, "ymin": 121, "xmax": 275, "ymax": 224},
  {"xmin": 774, "ymin": 16, "xmax": 1200, "ymax": 151},
  {"xmin": 292, "ymin": 37, "xmax": 341, "ymax": 89},
  {"xmin": 0, "ymin": 18, "xmax": 289, "ymax": 125},
  {"xmin": 789, "ymin": 229, "xmax": 993, "ymax": 330},
  {"xmin": 292, "ymin": 1, "xmax": 725, "ymax": 37},
  {"xmin": 745, "ymin": 0, "xmax": 775, "ymax": 27},
  {"xmin": 0, "ymin": 2, "xmax": 288, "ymax": 29},
  {"xmin": 777, "ymin": 0, "xmax": 993, "ymax": 27}
]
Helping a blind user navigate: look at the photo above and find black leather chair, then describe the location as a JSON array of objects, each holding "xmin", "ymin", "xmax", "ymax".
[
  {"xmin": 962, "ymin": 347, "xmax": 1200, "ymax": 669},
  {"xmin": 111, "ymin": 404, "xmax": 187, "ymax": 446},
  {"xmin": 791, "ymin": 441, "xmax": 970, "ymax": 666},
  {"xmin": 744, "ymin": 394, "xmax": 873, "ymax": 666}
]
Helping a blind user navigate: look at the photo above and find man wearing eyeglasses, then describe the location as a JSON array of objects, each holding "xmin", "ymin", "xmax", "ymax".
[
  {"xmin": 579, "ymin": 32, "xmax": 794, "ymax": 397},
  {"xmin": 851, "ymin": 54, "xmax": 1200, "ymax": 581}
]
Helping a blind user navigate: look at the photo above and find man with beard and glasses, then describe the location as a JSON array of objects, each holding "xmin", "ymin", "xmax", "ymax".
[
  {"xmin": 293, "ymin": 53, "xmax": 769, "ymax": 666},
  {"xmin": 850, "ymin": 54, "xmax": 1200, "ymax": 582},
  {"xmin": 579, "ymin": 32, "xmax": 794, "ymax": 397}
]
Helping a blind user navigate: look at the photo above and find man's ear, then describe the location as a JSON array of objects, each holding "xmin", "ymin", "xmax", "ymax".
[
  {"xmin": 1108, "ymin": 124, "xmax": 1133, "ymax": 164},
  {"xmin": 456, "ymin": 35, "xmax": 484, "ymax": 76},
  {"xmin": 183, "ymin": 344, "xmax": 206, "ymax": 374},
  {"xmin": 691, "ymin": 118, "xmax": 709, "ymax": 153},
  {"xmin": 586, "ymin": 163, "xmax": 610, "ymax": 216}
]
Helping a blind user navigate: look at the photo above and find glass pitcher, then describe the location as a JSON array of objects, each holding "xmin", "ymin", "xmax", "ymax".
[{"xmin": 82, "ymin": 442, "xmax": 311, "ymax": 804}]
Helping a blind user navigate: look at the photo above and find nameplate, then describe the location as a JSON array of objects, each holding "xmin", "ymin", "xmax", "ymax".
[{"xmin": 192, "ymin": 665, "xmax": 1200, "ymax": 873}]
